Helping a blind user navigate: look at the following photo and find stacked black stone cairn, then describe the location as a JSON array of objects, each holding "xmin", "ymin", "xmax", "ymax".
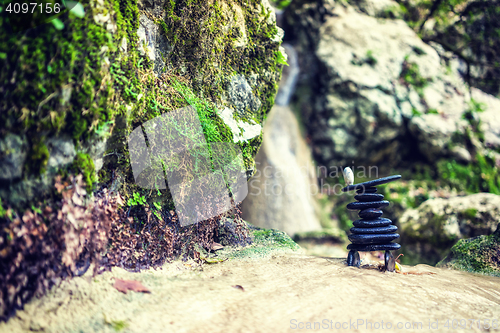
[{"xmin": 341, "ymin": 175, "xmax": 402, "ymax": 271}]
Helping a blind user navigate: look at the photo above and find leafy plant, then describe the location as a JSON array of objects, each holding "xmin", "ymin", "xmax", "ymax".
[
  {"xmin": 152, "ymin": 201, "xmax": 162, "ymax": 219},
  {"xmin": 276, "ymin": 49, "xmax": 289, "ymax": 66},
  {"xmin": 437, "ymin": 153, "xmax": 500, "ymax": 194},
  {"xmin": 270, "ymin": 0, "xmax": 292, "ymax": 10},
  {"xmin": 462, "ymin": 98, "xmax": 487, "ymax": 141},
  {"xmin": 365, "ymin": 50, "xmax": 377, "ymax": 66},
  {"xmin": 400, "ymin": 56, "xmax": 431, "ymax": 96},
  {"xmin": 128, "ymin": 192, "xmax": 147, "ymax": 206}
]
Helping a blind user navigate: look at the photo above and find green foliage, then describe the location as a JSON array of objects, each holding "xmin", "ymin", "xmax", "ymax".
[
  {"xmin": 411, "ymin": 108, "xmax": 422, "ymax": 117},
  {"xmin": 152, "ymin": 201, "xmax": 162, "ymax": 219},
  {"xmin": 270, "ymin": 0, "xmax": 292, "ymax": 10},
  {"xmin": 379, "ymin": 180, "xmax": 430, "ymax": 209},
  {"xmin": 29, "ymin": 141, "xmax": 50, "ymax": 174},
  {"xmin": 397, "ymin": 0, "xmax": 500, "ymax": 95},
  {"xmin": 0, "ymin": 198, "xmax": 7, "ymax": 218},
  {"xmin": 128, "ymin": 192, "xmax": 147, "ymax": 206},
  {"xmin": 172, "ymin": 79, "xmax": 229, "ymax": 144},
  {"xmin": 276, "ymin": 49, "xmax": 289, "ymax": 66},
  {"xmin": 71, "ymin": 153, "xmax": 97, "ymax": 192},
  {"xmin": 400, "ymin": 57, "xmax": 431, "ymax": 96},
  {"xmin": 111, "ymin": 320, "xmax": 129, "ymax": 332},
  {"xmin": 437, "ymin": 153, "xmax": 500, "ymax": 194},
  {"xmin": 463, "ymin": 208, "xmax": 478, "ymax": 219},
  {"xmin": 51, "ymin": 18, "xmax": 64, "ymax": 30},
  {"xmin": 350, "ymin": 50, "xmax": 378, "ymax": 67},
  {"xmin": 365, "ymin": 50, "xmax": 377, "ymax": 66},
  {"xmin": 253, "ymin": 229, "xmax": 300, "ymax": 250},
  {"xmin": 462, "ymin": 98, "xmax": 487, "ymax": 140},
  {"xmin": 379, "ymin": 3, "xmax": 413, "ymax": 19}
]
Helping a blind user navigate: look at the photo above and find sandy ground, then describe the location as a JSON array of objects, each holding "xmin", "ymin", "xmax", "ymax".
[{"xmin": 2, "ymin": 249, "xmax": 500, "ymax": 333}]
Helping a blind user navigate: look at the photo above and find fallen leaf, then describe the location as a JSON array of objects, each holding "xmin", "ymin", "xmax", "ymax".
[
  {"xmin": 211, "ymin": 242, "xmax": 224, "ymax": 251},
  {"xmin": 232, "ymin": 285, "xmax": 245, "ymax": 291},
  {"xmin": 113, "ymin": 278, "xmax": 151, "ymax": 294},
  {"xmin": 202, "ymin": 256, "xmax": 226, "ymax": 264}
]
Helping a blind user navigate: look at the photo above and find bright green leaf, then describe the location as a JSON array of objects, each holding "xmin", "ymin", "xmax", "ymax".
[
  {"xmin": 51, "ymin": 18, "xmax": 64, "ymax": 30},
  {"xmin": 276, "ymin": 50, "xmax": 289, "ymax": 66},
  {"xmin": 68, "ymin": 2, "xmax": 85, "ymax": 18}
]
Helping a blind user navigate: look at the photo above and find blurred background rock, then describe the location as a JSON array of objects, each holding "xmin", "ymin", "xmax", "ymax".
[{"xmin": 242, "ymin": 0, "xmax": 500, "ymax": 273}]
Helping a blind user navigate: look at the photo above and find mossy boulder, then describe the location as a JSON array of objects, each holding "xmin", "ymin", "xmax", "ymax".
[
  {"xmin": 399, "ymin": 193, "xmax": 500, "ymax": 264},
  {"xmin": 0, "ymin": 0, "xmax": 284, "ymax": 210},
  {"xmin": 0, "ymin": 0, "xmax": 284, "ymax": 319},
  {"xmin": 438, "ymin": 223, "xmax": 500, "ymax": 277}
]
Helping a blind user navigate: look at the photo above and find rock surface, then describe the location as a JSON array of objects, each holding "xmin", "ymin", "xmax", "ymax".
[
  {"xmin": 399, "ymin": 193, "xmax": 500, "ymax": 264},
  {"xmin": 2, "ymin": 250, "xmax": 500, "ymax": 332},
  {"xmin": 284, "ymin": 0, "xmax": 500, "ymax": 168}
]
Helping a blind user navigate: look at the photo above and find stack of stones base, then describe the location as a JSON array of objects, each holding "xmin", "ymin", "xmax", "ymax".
[{"xmin": 342, "ymin": 175, "xmax": 402, "ymax": 270}]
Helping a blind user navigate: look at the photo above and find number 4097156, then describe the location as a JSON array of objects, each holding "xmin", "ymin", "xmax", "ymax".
[{"xmin": 5, "ymin": 2, "xmax": 61, "ymax": 14}]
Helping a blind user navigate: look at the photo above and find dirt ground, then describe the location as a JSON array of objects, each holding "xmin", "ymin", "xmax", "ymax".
[{"xmin": 2, "ymin": 247, "xmax": 500, "ymax": 333}]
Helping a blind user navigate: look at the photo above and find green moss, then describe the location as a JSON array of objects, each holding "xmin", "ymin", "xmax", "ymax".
[
  {"xmin": 224, "ymin": 228, "xmax": 300, "ymax": 259},
  {"xmin": 28, "ymin": 140, "xmax": 50, "ymax": 174},
  {"xmin": 71, "ymin": 153, "xmax": 97, "ymax": 192},
  {"xmin": 270, "ymin": 0, "xmax": 292, "ymax": 10},
  {"xmin": 111, "ymin": 320, "xmax": 129, "ymax": 332},
  {"xmin": 438, "ymin": 227, "xmax": 500, "ymax": 277},
  {"xmin": 437, "ymin": 153, "xmax": 500, "ymax": 194},
  {"xmin": 463, "ymin": 208, "xmax": 478, "ymax": 219},
  {"xmin": 253, "ymin": 229, "xmax": 300, "ymax": 250},
  {"xmin": 1, "ymin": 0, "xmax": 282, "ymax": 214},
  {"xmin": 0, "ymin": 0, "xmax": 126, "ymax": 178},
  {"xmin": 400, "ymin": 56, "xmax": 432, "ymax": 97},
  {"xmin": 172, "ymin": 79, "xmax": 232, "ymax": 144},
  {"xmin": 0, "ymin": 198, "xmax": 7, "ymax": 218}
]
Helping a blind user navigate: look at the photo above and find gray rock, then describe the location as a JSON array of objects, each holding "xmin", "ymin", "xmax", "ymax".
[
  {"xmin": 80, "ymin": 138, "xmax": 107, "ymax": 173},
  {"xmin": 0, "ymin": 134, "xmax": 27, "ymax": 181},
  {"xmin": 285, "ymin": 0, "xmax": 500, "ymax": 167},
  {"xmin": 228, "ymin": 75, "xmax": 262, "ymax": 117},
  {"xmin": 46, "ymin": 136, "xmax": 76, "ymax": 170},
  {"xmin": 137, "ymin": 14, "xmax": 170, "ymax": 75},
  {"xmin": 242, "ymin": 105, "xmax": 322, "ymax": 236}
]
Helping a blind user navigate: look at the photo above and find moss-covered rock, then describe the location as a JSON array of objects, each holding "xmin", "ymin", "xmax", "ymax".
[
  {"xmin": 0, "ymin": 0, "xmax": 284, "ymax": 210},
  {"xmin": 438, "ymin": 223, "xmax": 500, "ymax": 277},
  {"xmin": 0, "ymin": 0, "xmax": 283, "ymax": 319},
  {"xmin": 399, "ymin": 193, "xmax": 500, "ymax": 264}
]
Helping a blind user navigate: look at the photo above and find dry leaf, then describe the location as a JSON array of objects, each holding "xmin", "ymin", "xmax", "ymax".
[
  {"xmin": 232, "ymin": 285, "xmax": 245, "ymax": 291},
  {"xmin": 113, "ymin": 278, "xmax": 151, "ymax": 294},
  {"xmin": 211, "ymin": 242, "xmax": 224, "ymax": 251}
]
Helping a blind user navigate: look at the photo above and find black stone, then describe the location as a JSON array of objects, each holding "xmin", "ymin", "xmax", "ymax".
[
  {"xmin": 348, "ymin": 233, "xmax": 400, "ymax": 244},
  {"xmin": 350, "ymin": 225, "xmax": 398, "ymax": 234},
  {"xmin": 342, "ymin": 175, "xmax": 402, "ymax": 192},
  {"xmin": 347, "ymin": 243, "xmax": 401, "ymax": 251},
  {"xmin": 347, "ymin": 200, "xmax": 389, "ymax": 210},
  {"xmin": 385, "ymin": 251, "xmax": 396, "ymax": 272},
  {"xmin": 354, "ymin": 193, "xmax": 384, "ymax": 202},
  {"xmin": 358, "ymin": 208, "xmax": 383, "ymax": 219},
  {"xmin": 352, "ymin": 217, "xmax": 392, "ymax": 228},
  {"xmin": 356, "ymin": 187, "xmax": 377, "ymax": 194},
  {"xmin": 347, "ymin": 250, "xmax": 360, "ymax": 267}
]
